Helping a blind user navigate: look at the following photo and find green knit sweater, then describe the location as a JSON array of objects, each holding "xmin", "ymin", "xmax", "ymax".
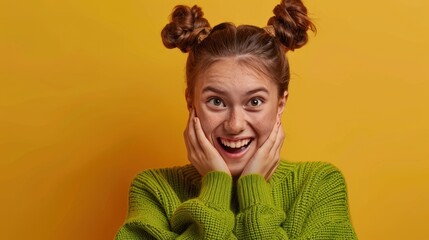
[{"xmin": 115, "ymin": 161, "xmax": 357, "ymax": 239}]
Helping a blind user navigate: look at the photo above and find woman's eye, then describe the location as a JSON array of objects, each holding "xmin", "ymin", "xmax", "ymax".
[
  {"xmin": 249, "ymin": 98, "xmax": 263, "ymax": 107},
  {"xmin": 208, "ymin": 98, "xmax": 225, "ymax": 107}
]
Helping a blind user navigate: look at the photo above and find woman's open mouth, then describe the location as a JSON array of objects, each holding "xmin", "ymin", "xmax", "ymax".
[{"xmin": 217, "ymin": 137, "xmax": 253, "ymax": 154}]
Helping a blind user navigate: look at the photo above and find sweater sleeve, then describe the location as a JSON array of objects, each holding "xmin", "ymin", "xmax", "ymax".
[
  {"xmin": 295, "ymin": 163, "xmax": 357, "ymax": 239},
  {"xmin": 234, "ymin": 174, "xmax": 289, "ymax": 239},
  {"xmin": 115, "ymin": 171, "xmax": 237, "ymax": 240},
  {"xmin": 234, "ymin": 163, "xmax": 358, "ymax": 240}
]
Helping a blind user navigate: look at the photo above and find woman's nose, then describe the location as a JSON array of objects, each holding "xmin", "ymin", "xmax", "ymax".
[{"xmin": 224, "ymin": 108, "xmax": 246, "ymax": 134}]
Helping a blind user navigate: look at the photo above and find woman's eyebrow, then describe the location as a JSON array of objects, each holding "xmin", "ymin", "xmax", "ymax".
[
  {"xmin": 246, "ymin": 87, "xmax": 269, "ymax": 95},
  {"xmin": 202, "ymin": 86, "xmax": 269, "ymax": 95},
  {"xmin": 202, "ymin": 86, "xmax": 225, "ymax": 94}
]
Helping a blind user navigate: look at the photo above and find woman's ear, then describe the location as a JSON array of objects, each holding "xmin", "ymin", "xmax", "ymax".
[
  {"xmin": 277, "ymin": 91, "xmax": 288, "ymax": 117},
  {"xmin": 185, "ymin": 88, "xmax": 192, "ymax": 111}
]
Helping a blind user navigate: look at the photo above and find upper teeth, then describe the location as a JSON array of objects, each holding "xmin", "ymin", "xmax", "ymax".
[{"xmin": 220, "ymin": 138, "xmax": 251, "ymax": 148}]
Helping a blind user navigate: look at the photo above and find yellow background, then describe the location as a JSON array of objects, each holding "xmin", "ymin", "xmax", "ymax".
[{"xmin": 1, "ymin": 0, "xmax": 428, "ymax": 239}]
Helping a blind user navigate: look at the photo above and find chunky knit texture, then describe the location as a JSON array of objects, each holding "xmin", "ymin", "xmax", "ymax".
[{"xmin": 115, "ymin": 161, "xmax": 357, "ymax": 239}]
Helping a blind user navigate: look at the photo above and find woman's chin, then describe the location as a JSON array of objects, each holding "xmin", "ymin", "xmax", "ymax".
[
  {"xmin": 227, "ymin": 166, "xmax": 244, "ymax": 178},
  {"xmin": 223, "ymin": 155, "xmax": 251, "ymax": 178},
  {"xmin": 215, "ymin": 139, "xmax": 257, "ymax": 177}
]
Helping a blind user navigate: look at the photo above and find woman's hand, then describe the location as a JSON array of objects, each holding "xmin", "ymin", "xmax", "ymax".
[
  {"xmin": 184, "ymin": 109, "xmax": 230, "ymax": 177},
  {"xmin": 241, "ymin": 119, "xmax": 285, "ymax": 180}
]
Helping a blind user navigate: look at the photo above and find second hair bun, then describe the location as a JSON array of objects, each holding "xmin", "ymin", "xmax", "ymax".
[
  {"xmin": 268, "ymin": 0, "xmax": 316, "ymax": 51},
  {"xmin": 161, "ymin": 5, "xmax": 211, "ymax": 53}
]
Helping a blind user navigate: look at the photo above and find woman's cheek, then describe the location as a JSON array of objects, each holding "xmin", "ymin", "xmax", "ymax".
[
  {"xmin": 260, "ymin": 124, "xmax": 273, "ymax": 141},
  {"xmin": 197, "ymin": 109, "xmax": 217, "ymax": 139},
  {"xmin": 253, "ymin": 114, "xmax": 276, "ymax": 142}
]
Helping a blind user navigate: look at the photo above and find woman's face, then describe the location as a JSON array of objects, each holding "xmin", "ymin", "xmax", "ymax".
[{"xmin": 188, "ymin": 58, "xmax": 288, "ymax": 176}]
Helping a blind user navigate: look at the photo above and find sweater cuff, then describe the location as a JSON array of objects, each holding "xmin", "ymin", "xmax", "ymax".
[
  {"xmin": 237, "ymin": 174, "xmax": 273, "ymax": 210},
  {"xmin": 198, "ymin": 171, "xmax": 232, "ymax": 209}
]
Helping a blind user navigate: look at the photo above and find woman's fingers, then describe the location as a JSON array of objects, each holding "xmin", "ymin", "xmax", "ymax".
[
  {"xmin": 194, "ymin": 117, "xmax": 230, "ymax": 174},
  {"xmin": 193, "ymin": 117, "xmax": 217, "ymax": 155},
  {"xmin": 268, "ymin": 122, "xmax": 284, "ymax": 160},
  {"xmin": 267, "ymin": 120, "xmax": 281, "ymax": 153},
  {"xmin": 267, "ymin": 122, "xmax": 284, "ymax": 179},
  {"xmin": 188, "ymin": 110, "xmax": 202, "ymax": 149},
  {"xmin": 265, "ymin": 159, "xmax": 280, "ymax": 180},
  {"xmin": 242, "ymin": 120, "xmax": 284, "ymax": 180},
  {"xmin": 256, "ymin": 120, "xmax": 281, "ymax": 159},
  {"xmin": 185, "ymin": 109, "xmax": 203, "ymax": 162},
  {"xmin": 184, "ymin": 109, "xmax": 229, "ymax": 176}
]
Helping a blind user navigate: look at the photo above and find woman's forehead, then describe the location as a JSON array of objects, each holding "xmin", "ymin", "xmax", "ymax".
[
  {"xmin": 196, "ymin": 60, "xmax": 275, "ymax": 95},
  {"xmin": 203, "ymin": 58, "xmax": 271, "ymax": 81}
]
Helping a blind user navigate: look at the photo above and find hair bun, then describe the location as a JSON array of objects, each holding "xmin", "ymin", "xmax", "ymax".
[
  {"xmin": 268, "ymin": 0, "xmax": 316, "ymax": 51},
  {"xmin": 161, "ymin": 5, "xmax": 211, "ymax": 53}
]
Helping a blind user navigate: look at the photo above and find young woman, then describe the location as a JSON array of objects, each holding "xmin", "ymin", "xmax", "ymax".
[{"xmin": 115, "ymin": 0, "xmax": 357, "ymax": 239}]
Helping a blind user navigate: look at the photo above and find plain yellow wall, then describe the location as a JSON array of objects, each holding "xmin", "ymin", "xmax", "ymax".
[{"xmin": 1, "ymin": 0, "xmax": 428, "ymax": 239}]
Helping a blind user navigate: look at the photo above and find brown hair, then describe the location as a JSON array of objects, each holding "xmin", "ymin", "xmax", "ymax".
[{"xmin": 161, "ymin": 0, "xmax": 316, "ymax": 98}]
